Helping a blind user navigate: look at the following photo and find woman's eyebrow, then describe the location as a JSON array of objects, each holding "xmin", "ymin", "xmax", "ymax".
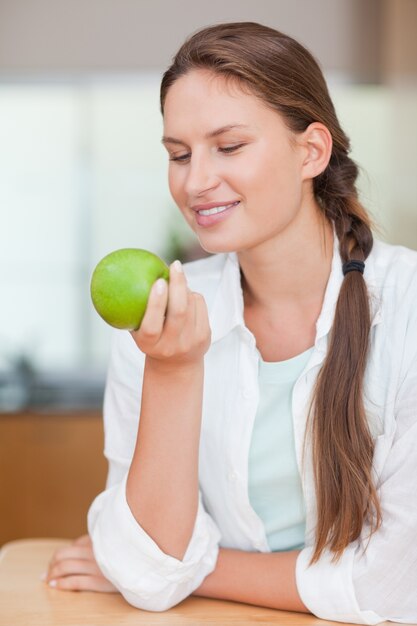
[{"xmin": 161, "ymin": 124, "xmax": 252, "ymax": 146}]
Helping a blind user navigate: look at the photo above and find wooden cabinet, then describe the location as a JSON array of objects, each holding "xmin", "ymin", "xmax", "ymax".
[{"xmin": 0, "ymin": 411, "xmax": 108, "ymax": 546}]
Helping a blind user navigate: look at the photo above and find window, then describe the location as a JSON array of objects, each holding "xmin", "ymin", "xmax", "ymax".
[{"xmin": 0, "ymin": 76, "xmax": 415, "ymax": 410}]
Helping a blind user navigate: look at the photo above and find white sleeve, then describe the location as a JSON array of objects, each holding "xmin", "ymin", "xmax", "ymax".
[
  {"xmin": 87, "ymin": 330, "xmax": 222, "ymax": 612},
  {"xmin": 296, "ymin": 347, "xmax": 417, "ymax": 624}
]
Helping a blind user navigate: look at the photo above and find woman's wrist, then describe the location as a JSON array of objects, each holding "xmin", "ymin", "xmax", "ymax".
[{"xmin": 144, "ymin": 354, "xmax": 204, "ymax": 378}]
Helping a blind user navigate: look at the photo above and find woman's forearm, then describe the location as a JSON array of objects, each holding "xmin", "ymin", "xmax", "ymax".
[
  {"xmin": 126, "ymin": 356, "xmax": 204, "ymax": 561},
  {"xmin": 192, "ymin": 548, "xmax": 310, "ymax": 613}
]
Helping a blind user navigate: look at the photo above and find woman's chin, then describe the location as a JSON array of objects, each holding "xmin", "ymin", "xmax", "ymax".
[
  {"xmin": 199, "ymin": 242, "xmax": 237, "ymax": 255},
  {"xmin": 197, "ymin": 233, "xmax": 244, "ymax": 255}
]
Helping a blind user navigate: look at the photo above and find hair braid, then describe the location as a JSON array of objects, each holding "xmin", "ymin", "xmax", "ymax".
[
  {"xmin": 314, "ymin": 152, "xmax": 374, "ymax": 262},
  {"xmin": 309, "ymin": 152, "xmax": 382, "ymax": 562}
]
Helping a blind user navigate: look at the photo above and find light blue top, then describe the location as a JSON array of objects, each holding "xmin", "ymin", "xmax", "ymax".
[{"xmin": 248, "ymin": 346, "xmax": 313, "ymax": 552}]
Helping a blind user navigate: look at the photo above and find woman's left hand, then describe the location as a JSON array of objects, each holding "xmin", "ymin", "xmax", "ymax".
[{"xmin": 45, "ymin": 534, "xmax": 118, "ymax": 592}]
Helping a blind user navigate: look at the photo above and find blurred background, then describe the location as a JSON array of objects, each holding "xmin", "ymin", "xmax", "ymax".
[{"xmin": 0, "ymin": 0, "xmax": 416, "ymax": 544}]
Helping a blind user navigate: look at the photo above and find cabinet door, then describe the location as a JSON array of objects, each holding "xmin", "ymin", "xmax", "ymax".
[{"xmin": 0, "ymin": 412, "xmax": 108, "ymax": 545}]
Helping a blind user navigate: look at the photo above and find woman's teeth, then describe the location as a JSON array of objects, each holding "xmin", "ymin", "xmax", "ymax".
[{"xmin": 198, "ymin": 201, "xmax": 239, "ymax": 216}]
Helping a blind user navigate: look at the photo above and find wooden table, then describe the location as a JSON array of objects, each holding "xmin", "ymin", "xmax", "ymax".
[{"xmin": 0, "ymin": 539, "xmax": 388, "ymax": 626}]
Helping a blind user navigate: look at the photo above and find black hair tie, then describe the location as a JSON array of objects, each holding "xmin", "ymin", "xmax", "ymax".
[{"xmin": 342, "ymin": 260, "xmax": 365, "ymax": 276}]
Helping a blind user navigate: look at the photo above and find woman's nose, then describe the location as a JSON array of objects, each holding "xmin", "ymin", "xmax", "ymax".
[{"xmin": 184, "ymin": 153, "xmax": 220, "ymax": 197}]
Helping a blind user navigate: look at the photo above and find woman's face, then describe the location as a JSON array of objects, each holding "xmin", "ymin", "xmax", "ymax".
[{"xmin": 162, "ymin": 69, "xmax": 311, "ymax": 254}]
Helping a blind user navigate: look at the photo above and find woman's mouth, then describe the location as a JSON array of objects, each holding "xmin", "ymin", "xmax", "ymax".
[{"xmin": 194, "ymin": 201, "xmax": 240, "ymax": 227}]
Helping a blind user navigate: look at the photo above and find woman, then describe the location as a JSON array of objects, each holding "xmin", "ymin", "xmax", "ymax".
[{"xmin": 46, "ymin": 23, "xmax": 417, "ymax": 623}]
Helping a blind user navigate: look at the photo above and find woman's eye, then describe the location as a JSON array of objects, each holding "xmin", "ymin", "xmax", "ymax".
[
  {"xmin": 168, "ymin": 144, "xmax": 245, "ymax": 163},
  {"xmin": 219, "ymin": 143, "xmax": 246, "ymax": 153},
  {"xmin": 169, "ymin": 153, "xmax": 191, "ymax": 162}
]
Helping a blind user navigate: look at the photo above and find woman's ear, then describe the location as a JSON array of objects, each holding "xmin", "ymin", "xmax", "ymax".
[{"xmin": 299, "ymin": 122, "xmax": 333, "ymax": 180}]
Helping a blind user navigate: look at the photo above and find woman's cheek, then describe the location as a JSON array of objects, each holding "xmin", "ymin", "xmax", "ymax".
[{"xmin": 167, "ymin": 168, "xmax": 178, "ymax": 200}]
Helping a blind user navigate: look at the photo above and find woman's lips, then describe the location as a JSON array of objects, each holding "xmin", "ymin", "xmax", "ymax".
[{"xmin": 194, "ymin": 201, "xmax": 240, "ymax": 227}]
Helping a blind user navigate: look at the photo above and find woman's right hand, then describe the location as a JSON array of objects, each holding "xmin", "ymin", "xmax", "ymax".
[
  {"xmin": 130, "ymin": 259, "xmax": 211, "ymax": 368},
  {"xmin": 45, "ymin": 534, "xmax": 117, "ymax": 593}
]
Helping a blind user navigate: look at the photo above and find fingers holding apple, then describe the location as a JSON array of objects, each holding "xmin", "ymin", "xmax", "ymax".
[
  {"xmin": 132, "ymin": 274, "xmax": 169, "ymax": 345},
  {"xmin": 132, "ymin": 259, "xmax": 211, "ymax": 365},
  {"xmin": 90, "ymin": 248, "xmax": 211, "ymax": 366}
]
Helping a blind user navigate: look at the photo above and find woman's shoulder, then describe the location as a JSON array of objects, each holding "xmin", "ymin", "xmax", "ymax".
[
  {"xmin": 371, "ymin": 238, "xmax": 417, "ymax": 293},
  {"xmin": 370, "ymin": 238, "xmax": 417, "ymax": 346},
  {"xmin": 372, "ymin": 237, "xmax": 417, "ymax": 265}
]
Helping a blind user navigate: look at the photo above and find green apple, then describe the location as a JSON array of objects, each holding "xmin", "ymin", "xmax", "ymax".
[{"xmin": 90, "ymin": 248, "xmax": 170, "ymax": 330}]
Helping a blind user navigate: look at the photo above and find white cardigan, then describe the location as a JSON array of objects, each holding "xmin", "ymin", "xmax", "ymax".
[{"xmin": 88, "ymin": 235, "xmax": 417, "ymax": 624}]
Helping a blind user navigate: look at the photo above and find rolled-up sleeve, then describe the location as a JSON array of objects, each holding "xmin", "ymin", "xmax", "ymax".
[
  {"xmin": 87, "ymin": 329, "xmax": 222, "ymax": 611},
  {"xmin": 296, "ymin": 347, "xmax": 417, "ymax": 624},
  {"xmin": 88, "ymin": 477, "xmax": 221, "ymax": 611}
]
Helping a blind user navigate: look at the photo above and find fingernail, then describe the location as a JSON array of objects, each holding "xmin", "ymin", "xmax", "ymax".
[
  {"xmin": 49, "ymin": 579, "xmax": 57, "ymax": 588},
  {"xmin": 155, "ymin": 278, "xmax": 167, "ymax": 295},
  {"xmin": 172, "ymin": 260, "xmax": 183, "ymax": 273}
]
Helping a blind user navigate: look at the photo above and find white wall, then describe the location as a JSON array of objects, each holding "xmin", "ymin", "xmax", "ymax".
[{"xmin": 0, "ymin": 0, "xmax": 381, "ymax": 81}]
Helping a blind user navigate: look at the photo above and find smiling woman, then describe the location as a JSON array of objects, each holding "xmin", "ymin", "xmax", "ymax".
[
  {"xmin": 46, "ymin": 22, "xmax": 417, "ymax": 624},
  {"xmin": 162, "ymin": 70, "xmax": 329, "ymax": 255}
]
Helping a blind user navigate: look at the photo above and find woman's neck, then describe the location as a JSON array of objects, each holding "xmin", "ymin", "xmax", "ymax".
[{"xmin": 238, "ymin": 210, "xmax": 334, "ymax": 313}]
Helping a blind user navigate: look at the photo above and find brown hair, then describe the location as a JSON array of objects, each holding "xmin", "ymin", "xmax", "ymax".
[{"xmin": 160, "ymin": 22, "xmax": 382, "ymax": 564}]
